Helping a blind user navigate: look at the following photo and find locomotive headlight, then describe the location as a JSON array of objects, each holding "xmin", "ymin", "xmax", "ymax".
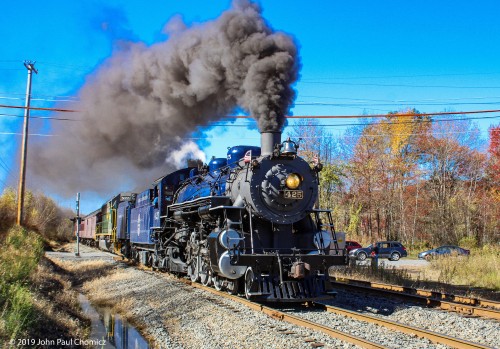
[{"xmin": 285, "ymin": 173, "xmax": 302, "ymax": 189}]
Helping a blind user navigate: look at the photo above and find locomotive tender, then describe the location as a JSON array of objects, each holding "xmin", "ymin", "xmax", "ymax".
[{"xmin": 77, "ymin": 131, "xmax": 347, "ymax": 302}]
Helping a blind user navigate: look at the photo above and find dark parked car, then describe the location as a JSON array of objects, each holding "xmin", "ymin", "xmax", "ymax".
[
  {"xmin": 349, "ymin": 241, "xmax": 408, "ymax": 261},
  {"xmin": 345, "ymin": 240, "xmax": 362, "ymax": 253},
  {"xmin": 418, "ymin": 245, "xmax": 470, "ymax": 260}
]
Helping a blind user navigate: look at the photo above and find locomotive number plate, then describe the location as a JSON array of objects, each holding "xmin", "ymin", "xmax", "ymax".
[{"xmin": 282, "ymin": 190, "xmax": 303, "ymax": 199}]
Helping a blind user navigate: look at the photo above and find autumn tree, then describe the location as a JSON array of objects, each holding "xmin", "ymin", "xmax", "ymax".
[
  {"xmin": 379, "ymin": 109, "xmax": 431, "ymax": 242},
  {"xmin": 481, "ymin": 124, "xmax": 500, "ymax": 241},
  {"xmin": 487, "ymin": 125, "xmax": 500, "ymax": 190},
  {"xmin": 287, "ymin": 113, "xmax": 498, "ymax": 247},
  {"xmin": 287, "ymin": 119, "xmax": 349, "ymax": 229},
  {"xmin": 346, "ymin": 110, "xmax": 430, "ymax": 242},
  {"xmin": 418, "ymin": 116, "xmax": 487, "ymax": 244}
]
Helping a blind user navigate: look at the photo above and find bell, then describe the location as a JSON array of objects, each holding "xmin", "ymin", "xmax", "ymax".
[{"xmin": 281, "ymin": 137, "xmax": 297, "ymax": 155}]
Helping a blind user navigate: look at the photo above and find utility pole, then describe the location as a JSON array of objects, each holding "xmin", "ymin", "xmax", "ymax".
[
  {"xmin": 75, "ymin": 193, "xmax": 80, "ymax": 257},
  {"xmin": 16, "ymin": 61, "xmax": 38, "ymax": 226}
]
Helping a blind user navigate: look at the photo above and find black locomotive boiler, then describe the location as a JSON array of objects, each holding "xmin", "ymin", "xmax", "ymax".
[{"xmin": 162, "ymin": 131, "xmax": 347, "ymax": 301}]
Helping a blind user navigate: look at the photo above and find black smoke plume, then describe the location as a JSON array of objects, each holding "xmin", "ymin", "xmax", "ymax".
[{"xmin": 30, "ymin": 0, "xmax": 299, "ymax": 197}]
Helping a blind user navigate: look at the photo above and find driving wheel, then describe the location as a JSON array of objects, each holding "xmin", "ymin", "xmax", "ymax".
[
  {"xmin": 244, "ymin": 267, "xmax": 255, "ymax": 300},
  {"xmin": 188, "ymin": 256, "xmax": 200, "ymax": 282},
  {"xmin": 199, "ymin": 259, "xmax": 212, "ymax": 286},
  {"xmin": 213, "ymin": 275, "xmax": 224, "ymax": 291},
  {"xmin": 226, "ymin": 279, "xmax": 240, "ymax": 295}
]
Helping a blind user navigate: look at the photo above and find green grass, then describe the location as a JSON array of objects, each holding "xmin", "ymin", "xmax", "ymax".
[{"xmin": 0, "ymin": 226, "xmax": 44, "ymax": 344}]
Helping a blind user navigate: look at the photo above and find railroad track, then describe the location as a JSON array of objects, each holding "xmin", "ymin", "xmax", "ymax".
[
  {"xmin": 311, "ymin": 302, "xmax": 493, "ymax": 349},
  {"xmin": 179, "ymin": 277, "xmax": 387, "ymax": 349},
  {"xmin": 113, "ymin": 254, "xmax": 497, "ymax": 348},
  {"xmin": 174, "ymin": 276, "xmax": 494, "ymax": 349},
  {"xmin": 330, "ymin": 277, "xmax": 500, "ymax": 320}
]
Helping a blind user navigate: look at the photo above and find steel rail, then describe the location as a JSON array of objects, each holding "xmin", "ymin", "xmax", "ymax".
[
  {"xmin": 314, "ymin": 302, "xmax": 493, "ymax": 349},
  {"xmin": 331, "ymin": 278, "xmax": 500, "ymax": 320},
  {"xmin": 337, "ymin": 277, "xmax": 500, "ymax": 309}
]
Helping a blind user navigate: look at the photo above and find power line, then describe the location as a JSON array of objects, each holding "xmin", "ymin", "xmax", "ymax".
[
  {"xmin": 181, "ymin": 130, "xmax": 490, "ymax": 141},
  {"xmin": 0, "ymin": 132, "xmax": 56, "ymax": 137},
  {"xmin": 0, "ymin": 92, "xmax": 79, "ymax": 99},
  {"xmin": 0, "ymin": 104, "xmax": 78, "ymax": 113},
  {"xmin": 298, "ymin": 95, "xmax": 500, "ymax": 103},
  {"xmin": 0, "ymin": 95, "xmax": 78, "ymax": 103},
  {"xmin": 0, "ymin": 155, "xmax": 16, "ymax": 188},
  {"xmin": 0, "ymin": 112, "xmax": 78, "ymax": 121},
  {"xmin": 213, "ymin": 115, "xmax": 500, "ymax": 128},
  {"xmin": 0, "ymin": 123, "xmax": 493, "ymax": 139},
  {"xmin": 1, "ymin": 105, "xmax": 499, "ymax": 122},
  {"xmin": 0, "ymin": 156, "xmax": 12, "ymax": 176},
  {"xmin": 301, "ymin": 72, "xmax": 500, "ymax": 80},
  {"xmin": 295, "ymin": 102, "xmax": 500, "ymax": 107},
  {"xmin": 37, "ymin": 61, "xmax": 93, "ymax": 71},
  {"xmin": 5, "ymin": 92, "xmax": 500, "ymax": 104},
  {"xmin": 300, "ymin": 81, "xmax": 500, "ymax": 89},
  {"xmin": 228, "ymin": 109, "xmax": 500, "ymax": 119}
]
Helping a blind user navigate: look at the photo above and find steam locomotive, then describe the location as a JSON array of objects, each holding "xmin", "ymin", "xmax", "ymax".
[{"xmin": 76, "ymin": 131, "xmax": 347, "ymax": 302}]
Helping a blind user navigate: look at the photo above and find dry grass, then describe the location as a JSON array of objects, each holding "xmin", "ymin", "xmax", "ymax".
[
  {"xmin": 331, "ymin": 262, "xmax": 416, "ymax": 288},
  {"xmin": 331, "ymin": 246, "xmax": 500, "ymax": 301},
  {"xmin": 62, "ymin": 261, "xmax": 148, "ymax": 336},
  {"xmin": 425, "ymin": 245, "xmax": 500, "ymax": 291},
  {"xmin": 49, "ymin": 257, "xmax": 137, "ymax": 320},
  {"xmin": 41, "ymin": 257, "xmax": 146, "ymax": 345},
  {"xmin": 27, "ymin": 257, "xmax": 91, "ymax": 347},
  {"xmin": 83, "ymin": 269, "xmax": 134, "ymax": 303},
  {"xmin": 49, "ymin": 259, "xmax": 115, "ymax": 287}
]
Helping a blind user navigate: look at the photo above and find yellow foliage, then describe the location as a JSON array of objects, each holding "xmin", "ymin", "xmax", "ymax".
[
  {"xmin": 0, "ymin": 188, "xmax": 17, "ymax": 233},
  {"xmin": 0, "ymin": 187, "xmax": 74, "ymax": 241}
]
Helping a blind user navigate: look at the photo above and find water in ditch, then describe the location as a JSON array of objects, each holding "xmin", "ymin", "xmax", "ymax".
[{"xmin": 78, "ymin": 293, "xmax": 150, "ymax": 349}]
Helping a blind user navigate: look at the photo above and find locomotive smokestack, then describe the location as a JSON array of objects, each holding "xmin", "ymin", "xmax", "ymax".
[{"xmin": 261, "ymin": 131, "xmax": 281, "ymax": 156}]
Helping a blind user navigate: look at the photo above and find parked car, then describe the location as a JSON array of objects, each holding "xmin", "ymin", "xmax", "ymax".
[
  {"xmin": 349, "ymin": 241, "xmax": 408, "ymax": 261},
  {"xmin": 345, "ymin": 240, "xmax": 362, "ymax": 253},
  {"xmin": 418, "ymin": 245, "xmax": 470, "ymax": 260}
]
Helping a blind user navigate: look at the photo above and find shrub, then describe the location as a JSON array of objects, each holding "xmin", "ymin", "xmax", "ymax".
[
  {"xmin": 458, "ymin": 236, "xmax": 478, "ymax": 249},
  {"xmin": 0, "ymin": 189, "xmax": 17, "ymax": 236},
  {"xmin": 0, "ymin": 226, "xmax": 44, "ymax": 284},
  {"xmin": 0, "ymin": 188, "xmax": 74, "ymax": 242},
  {"xmin": 1, "ymin": 284, "xmax": 35, "ymax": 340},
  {"xmin": 0, "ymin": 227, "xmax": 44, "ymax": 341}
]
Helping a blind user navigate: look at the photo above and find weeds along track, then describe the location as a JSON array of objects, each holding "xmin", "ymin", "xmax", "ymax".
[
  {"xmin": 120, "ymin": 257, "xmax": 497, "ymax": 349},
  {"xmin": 329, "ymin": 277, "xmax": 500, "ymax": 321}
]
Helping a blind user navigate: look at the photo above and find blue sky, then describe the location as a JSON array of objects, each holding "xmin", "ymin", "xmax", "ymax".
[{"xmin": 1, "ymin": 0, "xmax": 500, "ymax": 213}]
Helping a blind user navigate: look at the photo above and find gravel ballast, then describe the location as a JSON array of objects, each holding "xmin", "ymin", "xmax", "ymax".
[{"xmin": 47, "ymin": 247, "xmax": 499, "ymax": 349}]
